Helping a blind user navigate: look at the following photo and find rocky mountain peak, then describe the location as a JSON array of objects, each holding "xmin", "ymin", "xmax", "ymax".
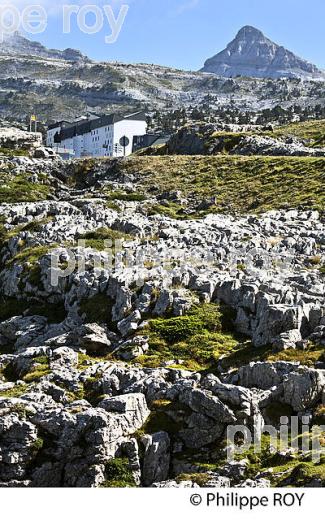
[
  {"xmin": 201, "ymin": 25, "xmax": 324, "ymax": 80},
  {"xmin": 236, "ymin": 25, "xmax": 266, "ymax": 40},
  {"xmin": 0, "ymin": 31, "xmax": 89, "ymax": 63}
]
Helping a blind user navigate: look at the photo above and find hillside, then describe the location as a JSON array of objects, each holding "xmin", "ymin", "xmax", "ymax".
[
  {"xmin": 272, "ymin": 119, "xmax": 325, "ymax": 147},
  {"xmin": 112, "ymin": 155, "xmax": 325, "ymax": 214},
  {"xmin": 0, "ymin": 33, "xmax": 324, "ymax": 126}
]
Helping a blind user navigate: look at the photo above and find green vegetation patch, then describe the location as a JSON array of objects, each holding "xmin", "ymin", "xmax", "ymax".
[
  {"xmin": 2, "ymin": 239, "xmax": 59, "ymax": 292},
  {"xmin": 218, "ymin": 341, "xmax": 324, "ymax": 371},
  {"xmin": 147, "ymin": 201, "xmax": 186, "ymax": 220},
  {"xmin": 4, "ymin": 243, "xmax": 57, "ymax": 293},
  {"xmin": 209, "ymin": 131, "xmax": 252, "ymax": 153},
  {"xmin": 272, "ymin": 119, "xmax": 325, "ymax": 148},
  {"xmin": 0, "ymin": 174, "xmax": 50, "ymax": 203},
  {"xmin": 0, "ymin": 147, "xmax": 29, "ymax": 157},
  {"xmin": 0, "ymin": 384, "xmax": 28, "ymax": 398},
  {"xmin": 234, "ymin": 434, "xmax": 325, "ymax": 487},
  {"xmin": 101, "ymin": 458, "xmax": 136, "ymax": 488},
  {"xmin": 117, "ymin": 155, "xmax": 325, "ymax": 214},
  {"xmin": 176, "ymin": 473, "xmax": 211, "ymax": 486},
  {"xmin": 266, "ymin": 343, "xmax": 325, "ymax": 366},
  {"xmin": 282, "ymin": 460, "xmax": 325, "ymax": 486},
  {"xmin": 7, "ymin": 245, "xmax": 49, "ymax": 267},
  {"xmin": 135, "ymin": 304, "xmax": 240, "ymax": 371},
  {"xmin": 105, "ymin": 201, "xmax": 121, "ymax": 212},
  {"xmin": 134, "ymin": 301, "xmax": 324, "ymax": 372},
  {"xmin": 136, "ymin": 399, "xmax": 189, "ymax": 438},
  {"xmin": 0, "ymin": 218, "xmax": 52, "ymax": 248},
  {"xmin": 77, "ymin": 227, "xmax": 132, "ymax": 251},
  {"xmin": 67, "ymin": 158, "xmax": 98, "ymax": 186},
  {"xmin": 22, "ymin": 356, "xmax": 50, "ymax": 383}
]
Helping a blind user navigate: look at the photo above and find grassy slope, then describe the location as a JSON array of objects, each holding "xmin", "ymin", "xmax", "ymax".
[
  {"xmin": 272, "ymin": 119, "xmax": 325, "ymax": 148},
  {"xmin": 0, "ymin": 147, "xmax": 28, "ymax": 156},
  {"xmin": 118, "ymin": 155, "xmax": 325, "ymax": 213},
  {"xmin": 0, "ymin": 174, "xmax": 50, "ymax": 203}
]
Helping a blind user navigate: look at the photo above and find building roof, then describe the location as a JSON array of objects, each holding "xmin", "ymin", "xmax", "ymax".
[
  {"xmin": 124, "ymin": 111, "xmax": 147, "ymax": 122},
  {"xmin": 151, "ymin": 135, "xmax": 170, "ymax": 146},
  {"xmin": 133, "ymin": 133, "xmax": 170, "ymax": 150},
  {"xmin": 53, "ymin": 111, "xmax": 146, "ymax": 142},
  {"xmin": 48, "ymin": 120, "xmax": 71, "ymax": 131}
]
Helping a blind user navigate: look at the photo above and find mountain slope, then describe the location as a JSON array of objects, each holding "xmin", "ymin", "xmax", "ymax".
[
  {"xmin": 0, "ymin": 31, "xmax": 88, "ymax": 62},
  {"xmin": 202, "ymin": 26, "xmax": 324, "ymax": 79},
  {"xmin": 0, "ymin": 31, "xmax": 324, "ymax": 124}
]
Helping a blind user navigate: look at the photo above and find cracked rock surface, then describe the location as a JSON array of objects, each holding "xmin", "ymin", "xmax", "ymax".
[{"xmin": 0, "ymin": 154, "xmax": 324, "ymax": 488}]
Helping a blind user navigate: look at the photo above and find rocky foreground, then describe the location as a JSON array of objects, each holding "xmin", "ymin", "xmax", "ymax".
[{"xmin": 0, "ymin": 152, "xmax": 324, "ymax": 488}]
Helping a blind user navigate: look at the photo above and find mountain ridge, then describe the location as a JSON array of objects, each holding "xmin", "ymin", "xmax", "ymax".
[
  {"xmin": 0, "ymin": 31, "xmax": 89, "ymax": 63},
  {"xmin": 0, "ymin": 29, "xmax": 324, "ymax": 125}
]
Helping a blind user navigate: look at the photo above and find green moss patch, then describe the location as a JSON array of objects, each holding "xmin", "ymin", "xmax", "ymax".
[
  {"xmin": 0, "ymin": 147, "xmax": 29, "ymax": 156},
  {"xmin": 176, "ymin": 473, "xmax": 211, "ymax": 486},
  {"xmin": 101, "ymin": 458, "xmax": 136, "ymax": 488},
  {"xmin": 209, "ymin": 131, "xmax": 251, "ymax": 153},
  {"xmin": 0, "ymin": 384, "xmax": 28, "ymax": 398},
  {"xmin": 147, "ymin": 202, "xmax": 186, "ymax": 220},
  {"xmin": 218, "ymin": 341, "xmax": 325, "ymax": 371},
  {"xmin": 135, "ymin": 400, "xmax": 190, "ymax": 440},
  {"xmin": 77, "ymin": 227, "xmax": 132, "ymax": 251},
  {"xmin": 232, "ymin": 433, "xmax": 325, "ymax": 487},
  {"xmin": 7, "ymin": 245, "xmax": 49, "ymax": 267},
  {"xmin": 134, "ymin": 304, "xmax": 241, "ymax": 371},
  {"xmin": 0, "ymin": 174, "xmax": 50, "ymax": 203},
  {"xmin": 22, "ymin": 356, "xmax": 50, "ymax": 383},
  {"xmin": 281, "ymin": 460, "xmax": 325, "ymax": 486},
  {"xmin": 266, "ymin": 343, "xmax": 325, "ymax": 366}
]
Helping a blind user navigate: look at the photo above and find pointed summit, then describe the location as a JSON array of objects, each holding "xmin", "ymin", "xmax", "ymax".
[
  {"xmin": 201, "ymin": 26, "xmax": 323, "ymax": 79},
  {"xmin": 236, "ymin": 25, "xmax": 265, "ymax": 38}
]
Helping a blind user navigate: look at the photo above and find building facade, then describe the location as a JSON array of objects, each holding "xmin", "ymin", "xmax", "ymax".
[{"xmin": 46, "ymin": 112, "xmax": 147, "ymax": 159}]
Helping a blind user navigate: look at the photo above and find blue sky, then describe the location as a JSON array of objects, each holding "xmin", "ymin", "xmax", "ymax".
[{"xmin": 9, "ymin": 0, "xmax": 325, "ymax": 70}]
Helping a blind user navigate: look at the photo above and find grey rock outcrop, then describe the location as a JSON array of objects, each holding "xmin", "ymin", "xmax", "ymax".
[
  {"xmin": 0, "ymin": 127, "xmax": 42, "ymax": 151},
  {"xmin": 281, "ymin": 368, "xmax": 325, "ymax": 412},
  {"xmin": 142, "ymin": 432, "xmax": 170, "ymax": 486},
  {"xmin": 0, "ymin": 151, "xmax": 324, "ymax": 489},
  {"xmin": 0, "ymin": 32, "xmax": 89, "ymax": 63}
]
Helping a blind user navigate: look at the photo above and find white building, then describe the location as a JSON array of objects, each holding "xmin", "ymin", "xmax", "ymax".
[{"xmin": 46, "ymin": 112, "xmax": 147, "ymax": 159}]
